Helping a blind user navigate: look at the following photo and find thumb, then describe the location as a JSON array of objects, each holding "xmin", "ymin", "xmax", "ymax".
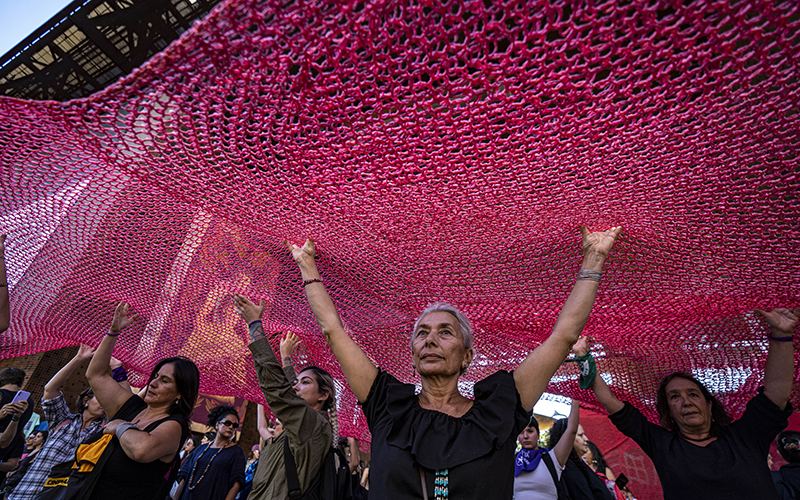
[
  {"xmin": 258, "ymin": 299, "xmax": 266, "ymax": 308},
  {"xmin": 579, "ymin": 226, "xmax": 590, "ymax": 239}
]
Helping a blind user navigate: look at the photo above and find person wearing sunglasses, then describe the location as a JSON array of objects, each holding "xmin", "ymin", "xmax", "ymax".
[{"xmin": 174, "ymin": 405, "xmax": 246, "ymax": 500}]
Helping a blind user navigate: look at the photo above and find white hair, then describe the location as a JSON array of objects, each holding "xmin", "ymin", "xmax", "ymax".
[{"xmin": 412, "ymin": 302, "xmax": 473, "ymax": 349}]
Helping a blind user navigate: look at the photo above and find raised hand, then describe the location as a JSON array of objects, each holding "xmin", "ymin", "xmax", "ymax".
[
  {"xmin": 76, "ymin": 344, "xmax": 96, "ymax": 361},
  {"xmin": 110, "ymin": 302, "xmax": 139, "ymax": 334},
  {"xmin": 284, "ymin": 239, "xmax": 316, "ymax": 265},
  {"xmin": 579, "ymin": 226, "xmax": 623, "ymax": 258},
  {"xmin": 280, "ymin": 331, "xmax": 302, "ymax": 360},
  {"xmin": 233, "ymin": 293, "xmax": 265, "ymax": 324},
  {"xmin": 757, "ymin": 308, "xmax": 800, "ymax": 336},
  {"xmin": 572, "ymin": 336, "xmax": 589, "ymax": 356}
]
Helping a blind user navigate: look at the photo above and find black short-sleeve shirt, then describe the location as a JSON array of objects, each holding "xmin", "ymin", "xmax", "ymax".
[
  {"xmin": 0, "ymin": 388, "xmax": 34, "ymax": 462},
  {"xmin": 609, "ymin": 388, "xmax": 791, "ymax": 500},
  {"xmin": 361, "ymin": 369, "xmax": 529, "ymax": 500}
]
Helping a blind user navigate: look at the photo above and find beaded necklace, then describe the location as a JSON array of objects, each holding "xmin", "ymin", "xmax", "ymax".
[
  {"xmin": 187, "ymin": 440, "xmax": 232, "ymax": 490},
  {"xmin": 434, "ymin": 469, "xmax": 449, "ymax": 500}
]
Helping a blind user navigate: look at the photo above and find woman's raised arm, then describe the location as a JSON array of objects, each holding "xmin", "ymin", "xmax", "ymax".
[
  {"xmin": 514, "ymin": 226, "xmax": 622, "ymax": 411},
  {"xmin": 285, "ymin": 239, "xmax": 378, "ymax": 402},
  {"xmin": 86, "ymin": 302, "xmax": 139, "ymax": 419},
  {"xmin": 0, "ymin": 235, "xmax": 10, "ymax": 333},
  {"xmin": 552, "ymin": 399, "xmax": 581, "ymax": 467},
  {"xmin": 572, "ymin": 336, "xmax": 624, "ymax": 415},
  {"xmin": 44, "ymin": 344, "xmax": 95, "ymax": 401},
  {"xmin": 758, "ymin": 308, "xmax": 798, "ymax": 409}
]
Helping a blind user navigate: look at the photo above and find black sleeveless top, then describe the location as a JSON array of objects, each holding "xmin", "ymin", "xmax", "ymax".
[{"xmin": 88, "ymin": 395, "xmax": 188, "ymax": 500}]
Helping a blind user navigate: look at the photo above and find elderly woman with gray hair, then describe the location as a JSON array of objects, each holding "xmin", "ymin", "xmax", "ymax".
[{"xmin": 284, "ymin": 226, "xmax": 622, "ymax": 500}]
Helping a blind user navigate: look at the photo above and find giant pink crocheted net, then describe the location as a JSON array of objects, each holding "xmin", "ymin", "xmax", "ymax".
[{"xmin": 1, "ymin": 0, "xmax": 798, "ymax": 452}]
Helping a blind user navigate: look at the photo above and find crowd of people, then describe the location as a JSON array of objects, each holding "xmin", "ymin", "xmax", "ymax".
[{"xmin": 0, "ymin": 229, "xmax": 798, "ymax": 499}]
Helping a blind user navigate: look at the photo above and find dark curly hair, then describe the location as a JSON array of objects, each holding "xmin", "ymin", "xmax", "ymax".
[
  {"xmin": 207, "ymin": 405, "xmax": 239, "ymax": 427},
  {"xmin": 0, "ymin": 368, "xmax": 25, "ymax": 387},
  {"xmin": 655, "ymin": 372, "xmax": 732, "ymax": 436}
]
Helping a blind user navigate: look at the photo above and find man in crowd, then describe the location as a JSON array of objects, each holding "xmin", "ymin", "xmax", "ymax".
[{"xmin": 0, "ymin": 368, "xmax": 35, "ymax": 473}]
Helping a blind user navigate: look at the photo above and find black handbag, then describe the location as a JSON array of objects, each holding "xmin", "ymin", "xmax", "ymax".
[{"xmin": 33, "ymin": 433, "xmax": 116, "ymax": 500}]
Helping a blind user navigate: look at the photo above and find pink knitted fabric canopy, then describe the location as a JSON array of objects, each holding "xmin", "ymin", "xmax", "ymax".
[{"xmin": 1, "ymin": 0, "xmax": 798, "ymax": 449}]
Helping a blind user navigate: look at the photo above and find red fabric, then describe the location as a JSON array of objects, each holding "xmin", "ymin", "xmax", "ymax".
[{"xmin": 0, "ymin": 0, "xmax": 798, "ymax": 453}]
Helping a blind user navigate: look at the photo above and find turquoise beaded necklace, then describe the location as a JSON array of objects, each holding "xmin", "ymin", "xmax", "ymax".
[{"xmin": 434, "ymin": 469, "xmax": 449, "ymax": 499}]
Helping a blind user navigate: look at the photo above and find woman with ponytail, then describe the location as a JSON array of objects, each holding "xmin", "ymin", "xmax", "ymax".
[
  {"xmin": 547, "ymin": 418, "xmax": 614, "ymax": 500},
  {"xmin": 231, "ymin": 300, "xmax": 336, "ymax": 500}
]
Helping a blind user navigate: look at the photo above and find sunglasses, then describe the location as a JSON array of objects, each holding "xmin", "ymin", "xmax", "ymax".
[{"xmin": 219, "ymin": 420, "xmax": 239, "ymax": 429}]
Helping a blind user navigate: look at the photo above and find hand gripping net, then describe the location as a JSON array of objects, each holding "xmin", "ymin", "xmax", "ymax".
[{"xmin": 1, "ymin": 0, "xmax": 798, "ymax": 451}]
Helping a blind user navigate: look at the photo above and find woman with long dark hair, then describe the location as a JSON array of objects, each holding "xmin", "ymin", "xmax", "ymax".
[
  {"xmin": 230, "ymin": 301, "xmax": 338, "ymax": 499},
  {"xmin": 571, "ymin": 308, "xmax": 798, "ymax": 500},
  {"xmin": 85, "ymin": 302, "xmax": 200, "ymax": 500},
  {"xmin": 174, "ymin": 405, "xmax": 246, "ymax": 500},
  {"xmin": 583, "ymin": 442, "xmax": 625, "ymax": 500},
  {"xmin": 547, "ymin": 418, "xmax": 614, "ymax": 500}
]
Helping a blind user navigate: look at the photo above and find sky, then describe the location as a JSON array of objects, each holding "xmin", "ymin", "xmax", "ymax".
[{"xmin": 0, "ymin": 0, "xmax": 73, "ymax": 58}]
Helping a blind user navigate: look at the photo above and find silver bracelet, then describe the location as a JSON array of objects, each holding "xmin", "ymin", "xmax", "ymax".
[
  {"xmin": 116, "ymin": 422, "xmax": 138, "ymax": 439},
  {"xmin": 577, "ymin": 269, "xmax": 603, "ymax": 282}
]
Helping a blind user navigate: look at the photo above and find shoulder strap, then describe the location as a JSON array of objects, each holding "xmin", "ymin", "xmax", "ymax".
[
  {"xmin": 283, "ymin": 436, "xmax": 303, "ymax": 500},
  {"xmin": 541, "ymin": 452, "xmax": 559, "ymax": 486},
  {"xmin": 53, "ymin": 417, "xmax": 73, "ymax": 434},
  {"xmin": 142, "ymin": 413, "xmax": 179, "ymax": 432},
  {"xmin": 542, "ymin": 452, "xmax": 571, "ymax": 500},
  {"xmin": 418, "ymin": 467, "xmax": 429, "ymax": 500}
]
